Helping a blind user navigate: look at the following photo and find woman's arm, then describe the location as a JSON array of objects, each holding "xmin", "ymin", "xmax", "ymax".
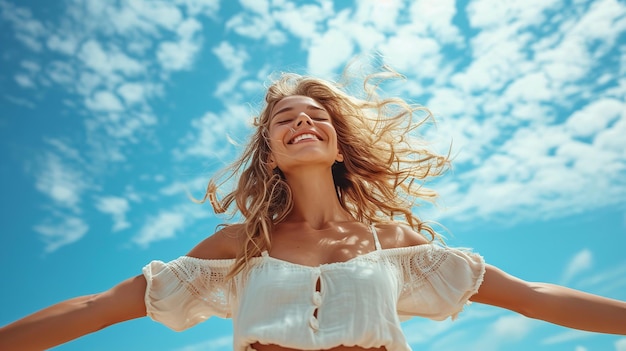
[
  {"xmin": 0, "ymin": 225, "xmax": 240, "ymax": 350},
  {"xmin": 471, "ymin": 265, "xmax": 626, "ymax": 334},
  {"xmin": 0, "ymin": 274, "xmax": 147, "ymax": 351}
]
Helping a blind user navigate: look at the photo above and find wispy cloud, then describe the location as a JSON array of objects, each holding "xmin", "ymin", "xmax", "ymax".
[
  {"xmin": 34, "ymin": 151, "xmax": 87, "ymax": 213},
  {"xmin": 469, "ymin": 315, "xmax": 537, "ymax": 351},
  {"xmin": 212, "ymin": 41, "xmax": 250, "ymax": 100},
  {"xmin": 133, "ymin": 210, "xmax": 186, "ymax": 247},
  {"xmin": 423, "ymin": 312, "xmax": 539, "ymax": 351},
  {"xmin": 3, "ymin": 0, "xmax": 222, "ymax": 251},
  {"xmin": 4, "ymin": 0, "xmax": 625, "ymax": 262},
  {"xmin": 175, "ymin": 103, "xmax": 252, "ymax": 160},
  {"xmin": 542, "ymin": 329, "xmax": 595, "ymax": 345},
  {"xmin": 173, "ymin": 334, "xmax": 232, "ymax": 351},
  {"xmin": 577, "ymin": 262, "xmax": 626, "ymax": 296},
  {"xmin": 157, "ymin": 17, "xmax": 203, "ymax": 71},
  {"xmin": 616, "ymin": 337, "xmax": 626, "ymax": 351},
  {"xmin": 95, "ymin": 196, "xmax": 131, "ymax": 232},
  {"xmin": 561, "ymin": 249, "xmax": 593, "ymax": 285},
  {"xmin": 34, "ymin": 215, "xmax": 88, "ymax": 253}
]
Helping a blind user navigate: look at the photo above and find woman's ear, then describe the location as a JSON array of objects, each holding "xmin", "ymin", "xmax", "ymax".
[
  {"xmin": 267, "ymin": 154, "xmax": 277, "ymax": 170},
  {"xmin": 335, "ymin": 151, "xmax": 344, "ymax": 163}
]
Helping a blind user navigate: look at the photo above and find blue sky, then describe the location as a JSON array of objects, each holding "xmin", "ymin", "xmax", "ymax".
[{"xmin": 1, "ymin": 0, "xmax": 625, "ymax": 350}]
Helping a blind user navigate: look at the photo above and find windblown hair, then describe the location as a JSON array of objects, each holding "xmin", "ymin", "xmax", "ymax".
[{"xmin": 200, "ymin": 67, "xmax": 450, "ymax": 278}]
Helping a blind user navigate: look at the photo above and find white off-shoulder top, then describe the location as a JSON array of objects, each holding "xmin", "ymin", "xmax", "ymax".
[{"xmin": 142, "ymin": 226, "xmax": 485, "ymax": 351}]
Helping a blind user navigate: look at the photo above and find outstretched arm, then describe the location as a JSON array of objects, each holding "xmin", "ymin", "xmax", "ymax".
[
  {"xmin": 471, "ymin": 265, "xmax": 626, "ymax": 334},
  {"xmin": 0, "ymin": 275, "xmax": 147, "ymax": 351}
]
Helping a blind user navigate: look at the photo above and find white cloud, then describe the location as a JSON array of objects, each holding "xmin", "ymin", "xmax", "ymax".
[
  {"xmin": 133, "ymin": 211, "xmax": 186, "ymax": 247},
  {"xmin": 34, "ymin": 153, "xmax": 86, "ymax": 213},
  {"xmin": 562, "ymin": 249, "xmax": 593, "ymax": 284},
  {"xmin": 4, "ymin": 95, "xmax": 36, "ymax": 109},
  {"xmin": 160, "ymin": 177, "xmax": 209, "ymax": 197},
  {"xmin": 20, "ymin": 60, "xmax": 41, "ymax": 73},
  {"xmin": 273, "ymin": 1, "xmax": 332, "ymax": 42},
  {"xmin": 156, "ymin": 17, "xmax": 203, "ymax": 71},
  {"xmin": 157, "ymin": 40, "xmax": 200, "ymax": 71},
  {"xmin": 467, "ymin": 0, "xmax": 562, "ymax": 30},
  {"xmin": 435, "ymin": 86, "xmax": 626, "ymax": 225},
  {"xmin": 409, "ymin": 0, "xmax": 462, "ymax": 44},
  {"xmin": 46, "ymin": 34, "xmax": 78, "ymax": 55},
  {"xmin": 0, "ymin": 0, "xmax": 46, "ymax": 51},
  {"xmin": 95, "ymin": 196, "xmax": 131, "ymax": 232},
  {"xmin": 45, "ymin": 138, "xmax": 83, "ymax": 162},
  {"xmin": 213, "ymin": 41, "xmax": 248, "ymax": 71},
  {"xmin": 212, "ymin": 41, "xmax": 250, "ymax": 99},
  {"xmin": 177, "ymin": 17, "xmax": 202, "ymax": 40},
  {"xmin": 453, "ymin": 314, "xmax": 537, "ymax": 351},
  {"xmin": 14, "ymin": 74, "xmax": 35, "ymax": 88},
  {"xmin": 240, "ymin": 0, "xmax": 269, "ymax": 15},
  {"xmin": 352, "ymin": 0, "xmax": 402, "ymax": 33},
  {"xmin": 128, "ymin": 0, "xmax": 183, "ymax": 31},
  {"xmin": 85, "ymin": 90, "xmax": 124, "ymax": 112},
  {"xmin": 34, "ymin": 216, "xmax": 89, "ymax": 253},
  {"xmin": 577, "ymin": 262, "xmax": 626, "ymax": 296},
  {"xmin": 491, "ymin": 315, "xmax": 534, "ymax": 340},
  {"xmin": 176, "ymin": 103, "xmax": 251, "ymax": 159},
  {"xmin": 402, "ymin": 318, "xmax": 456, "ymax": 344},
  {"xmin": 175, "ymin": 0, "xmax": 220, "ymax": 17},
  {"xmin": 308, "ymin": 28, "xmax": 355, "ymax": 77},
  {"xmin": 78, "ymin": 40, "xmax": 145, "ymax": 77},
  {"xmin": 47, "ymin": 61, "xmax": 76, "ymax": 85},
  {"xmin": 616, "ymin": 337, "xmax": 626, "ymax": 351},
  {"xmin": 503, "ymin": 72, "xmax": 552, "ymax": 104},
  {"xmin": 174, "ymin": 335, "xmax": 232, "ymax": 351},
  {"xmin": 379, "ymin": 30, "xmax": 442, "ymax": 79},
  {"xmin": 565, "ymin": 98, "xmax": 625, "ymax": 138},
  {"xmin": 542, "ymin": 329, "xmax": 594, "ymax": 345},
  {"xmin": 226, "ymin": 13, "xmax": 281, "ymax": 44},
  {"xmin": 117, "ymin": 83, "xmax": 147, "ymax": 105}
]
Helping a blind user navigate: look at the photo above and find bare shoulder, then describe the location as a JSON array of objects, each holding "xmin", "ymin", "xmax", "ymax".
[
  {"xmin": 373, "ymin": 222, "xmax": 430, "ymax": 249},
  {"xmin": 185, "ymin": 223, "xmax": 243, "ymax": 260}
]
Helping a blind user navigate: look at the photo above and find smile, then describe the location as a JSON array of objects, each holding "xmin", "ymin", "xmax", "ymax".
[{"xmin": 289, "ymin": 133, "xmax": 321, "ymax": 144}]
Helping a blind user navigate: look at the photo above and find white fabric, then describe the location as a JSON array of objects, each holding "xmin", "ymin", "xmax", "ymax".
[{"xmin": 143, "ymin": 243, "xmax": 485, "ymax": 351}]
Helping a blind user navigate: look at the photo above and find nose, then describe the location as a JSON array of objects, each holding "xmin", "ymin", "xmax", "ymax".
[{"xmin": 294, "ymin": 112, "xmax": 313, "ymax": 127}]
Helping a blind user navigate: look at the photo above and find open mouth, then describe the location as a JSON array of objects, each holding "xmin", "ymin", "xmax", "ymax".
[{"xmin": 289, "ymin": 133, "xmax": 322, "ymax": 144}]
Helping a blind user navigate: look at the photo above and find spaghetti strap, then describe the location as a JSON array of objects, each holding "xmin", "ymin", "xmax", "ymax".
[{"xmin": 369, "ymin": 225, "xmax": 382, "ymax": 251}]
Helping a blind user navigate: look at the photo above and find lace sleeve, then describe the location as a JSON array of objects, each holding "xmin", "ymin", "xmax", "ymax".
[
  {"xmin": 394, "ymin": 244, "xmax": 485, "ymax": 321},
  {"xmin": 142, "ymin": 256, "xmax": 234, "ymax": 331}
]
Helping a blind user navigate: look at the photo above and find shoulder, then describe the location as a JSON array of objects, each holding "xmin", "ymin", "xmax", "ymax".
[
  {"xmin": 373, "ymin": 222, "xmax": 431, "ymax": 249},
  {"xmin": 185, "ymin": 224, "xmax": 243, "ymax": 260}
]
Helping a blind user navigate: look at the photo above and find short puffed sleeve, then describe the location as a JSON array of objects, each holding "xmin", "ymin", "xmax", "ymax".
[
  {"xmin": 142, "ymin": 256, "xmax": 235, "ymax": 331},
  {"xmin": 393, "ymin": 244, "xmax": 485, "ymax": 321}
]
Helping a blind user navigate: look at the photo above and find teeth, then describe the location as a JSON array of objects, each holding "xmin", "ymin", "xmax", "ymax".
[{"xmin": 291, "ymin": 133, "xmax": 318, "ymax": 144}]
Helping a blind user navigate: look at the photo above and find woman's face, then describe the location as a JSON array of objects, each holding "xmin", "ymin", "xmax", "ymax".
[{"xmin": 266, "ymin": 95, "xmax": 343, "ymax": 173}]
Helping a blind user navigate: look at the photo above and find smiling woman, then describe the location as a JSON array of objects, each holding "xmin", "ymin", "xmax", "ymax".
[{"xmin": 1, "ymin": 67, "xmax": 625, "ymax": 351}]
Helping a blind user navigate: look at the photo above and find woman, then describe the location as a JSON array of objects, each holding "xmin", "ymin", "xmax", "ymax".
[{"xmin": 1, "ymin": 70, "xmax": 625, "ymax": 351}]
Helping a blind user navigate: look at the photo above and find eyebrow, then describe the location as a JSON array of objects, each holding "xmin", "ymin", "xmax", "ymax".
[{"xmin": 271, "ymin": 104, "xmax": 327, "ymax": 120}]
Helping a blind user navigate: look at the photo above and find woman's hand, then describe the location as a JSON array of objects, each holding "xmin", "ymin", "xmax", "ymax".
[
  {"xmin": 472, "ymin": 265, "xmax": 626, "ymax": 334},
  {"xmin": 0, "ymin": 275, "xmax": 147, "ymax": 351}
]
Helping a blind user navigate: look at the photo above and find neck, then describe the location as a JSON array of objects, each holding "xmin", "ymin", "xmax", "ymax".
[{"xmin": 281, "ymin": 165, "xmax": 352, "ymax": 229}]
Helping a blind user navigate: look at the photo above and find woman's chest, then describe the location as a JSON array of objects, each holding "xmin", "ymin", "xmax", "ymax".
[
  {"xmin": 233, "ymin": 258, "xmax": 404, "ymax": 350},
  {"xmin": 236, "ymin": 257, "xmax": 401, "ymax": 315}
]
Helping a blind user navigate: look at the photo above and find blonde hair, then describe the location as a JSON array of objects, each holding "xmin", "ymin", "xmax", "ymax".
[{"xmin": 200, "ymin": 67, "xmax": 449, "ymax": 278}]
